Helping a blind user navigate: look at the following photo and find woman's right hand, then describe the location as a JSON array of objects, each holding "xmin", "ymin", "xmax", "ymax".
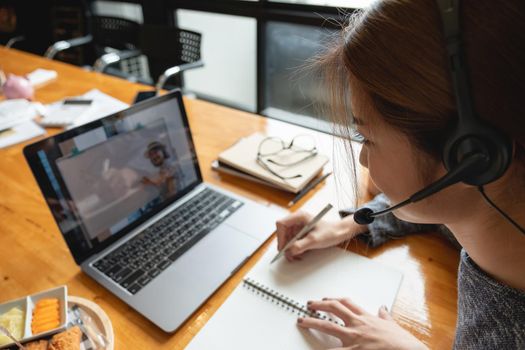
[{"xmin": 276, "ymin": 211, "xmax": 367, "ymax": 261}]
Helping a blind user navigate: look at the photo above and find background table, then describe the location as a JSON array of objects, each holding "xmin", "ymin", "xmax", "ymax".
[{"xmin": 0, "ymin": 47, "xmax": 459, "ymax": 349}]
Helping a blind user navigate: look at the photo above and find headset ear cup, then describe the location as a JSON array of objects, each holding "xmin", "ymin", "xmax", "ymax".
[{"xmin": 443, "ymin": 119, "xmax": 513, "ymax": 186}]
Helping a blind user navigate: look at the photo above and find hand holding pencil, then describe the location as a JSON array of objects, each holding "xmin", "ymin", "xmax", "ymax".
[
  {"xmin": 272, "ymin": 204, "xmax": 332, "ymax": 264},
  {"xmin": 274, "ymin": 203, "xmax": 366, "ymax": 263}
]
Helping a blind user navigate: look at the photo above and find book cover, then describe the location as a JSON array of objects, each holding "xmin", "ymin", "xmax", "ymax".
[{"xmin": 218, "ymin": 133, "xmax": 329, "ymax": 193}]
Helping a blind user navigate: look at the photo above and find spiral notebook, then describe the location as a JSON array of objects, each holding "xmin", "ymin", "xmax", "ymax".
[{"xmin": 186, "ymin": 241, "xmax": 403, "ymax": 349}]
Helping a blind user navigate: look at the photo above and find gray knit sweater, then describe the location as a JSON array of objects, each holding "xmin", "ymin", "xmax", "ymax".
[{"xmin": 340, "ymin": 194, "xmax": 525, "ymax": 349}]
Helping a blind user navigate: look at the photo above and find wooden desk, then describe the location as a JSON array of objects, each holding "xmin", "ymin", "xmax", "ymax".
[{"xmin": 0, "ymin": 48, "xmax": 459, "ymax": 349}]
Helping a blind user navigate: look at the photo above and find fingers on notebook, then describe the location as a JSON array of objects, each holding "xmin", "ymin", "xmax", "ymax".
[
  {"xmin": 334, "ymin": 298, "xmax": 366, "ymax": 316},
  {"xmin": 378, "ymin": 305, "xmax": 392, "ymax": 320},
  {"xmin": 306, "ymin": 299, "xmax": 356, "ymax": 325},
  {"xmin": 296, "ymin": 316, "xmax": 345, "ymax": 338}
]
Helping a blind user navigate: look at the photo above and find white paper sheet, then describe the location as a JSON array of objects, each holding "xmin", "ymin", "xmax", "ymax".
[
  {"xmin": 26, "ymin": 68, "xmax": 58, "ymax": 87},
  {"xmin": 0, "ymin": 99, "xmax": 40, "ymax": 131},
  {"xmin": 0, "ymin": 120, "xmax": 45, "ymax": 149},
  {"xmin": 40, "ymin": 89, "xmax": 129, "ymax": 128}
]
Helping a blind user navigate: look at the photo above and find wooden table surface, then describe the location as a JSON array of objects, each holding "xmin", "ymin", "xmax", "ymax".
[{"xmin": 0, "ymin": 47, "xmax": 459, "ymax": 349}]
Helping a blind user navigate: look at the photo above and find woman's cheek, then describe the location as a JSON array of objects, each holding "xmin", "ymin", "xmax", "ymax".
[
  {"xmin": 366, "ymin": 153, "xmax": 410, "ymax": 205},
  {"xmin": 366, "ymin": 156, "xmax": 390, "ymax": 198}
]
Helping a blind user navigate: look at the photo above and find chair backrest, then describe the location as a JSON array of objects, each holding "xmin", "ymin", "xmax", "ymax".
[
  {"xmin": 139, "ymin": 25, "xmax": 202, "ymax": 80},
  {"xmin": 1, "ymin": 2, "xmax": 54, "ymax": 54},
  {"xmin": 90, "ymin": 15, "xmax": 140, "ymax": 52}
]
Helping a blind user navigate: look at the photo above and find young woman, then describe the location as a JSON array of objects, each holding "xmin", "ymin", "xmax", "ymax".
[{"xmin": 275, "ymin": 1, "xmax": 525, "ymax": 349}]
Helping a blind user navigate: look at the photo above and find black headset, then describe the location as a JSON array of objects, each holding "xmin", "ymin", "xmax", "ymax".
[
  {"xmin": 438, "ymin": 0, "xmax": 512, "ymax": 185},
  {"xmin": 351, "ymin": 0, "xmax": 524, "ymax": 235}
]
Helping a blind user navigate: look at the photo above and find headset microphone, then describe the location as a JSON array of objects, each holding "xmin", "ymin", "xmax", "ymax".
[{"xmin": 353, "ymin": 152, "xmax": 489, "ymax": 225}]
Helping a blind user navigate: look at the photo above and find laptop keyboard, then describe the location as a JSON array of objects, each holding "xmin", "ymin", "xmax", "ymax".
[{"xmin": 92, "ymin": 187, "xmax": 244, "ymax": 295}]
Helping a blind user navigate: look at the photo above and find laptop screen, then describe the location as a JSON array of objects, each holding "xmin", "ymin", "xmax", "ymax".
[{"xmin": 24, "ymin": 91, "xmax": 203, "ymax": 264}]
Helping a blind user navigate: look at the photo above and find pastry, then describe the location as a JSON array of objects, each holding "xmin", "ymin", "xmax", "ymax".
[
  {"xmin": 24, "ymin": 340, "xmax": 49, "ymax": 350},
  {"xmin": 48, "ymin": 326, "xmax": 82, "ymax": 350}
]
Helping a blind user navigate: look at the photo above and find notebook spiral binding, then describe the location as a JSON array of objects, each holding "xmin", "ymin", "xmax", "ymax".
[{"xmin": 242, "ymin": 278, "xmax": 343, "ymax": 325}]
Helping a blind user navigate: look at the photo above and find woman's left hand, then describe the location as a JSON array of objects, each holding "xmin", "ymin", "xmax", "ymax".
[{"xmin": 297, "ymin": 298, "xmax": 428, "ymax": 350}]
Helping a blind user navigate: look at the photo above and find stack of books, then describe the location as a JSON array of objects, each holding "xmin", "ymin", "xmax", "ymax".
[{"xmin": 212, "ymin": 132, "xmax": 329, "ymax": 193}]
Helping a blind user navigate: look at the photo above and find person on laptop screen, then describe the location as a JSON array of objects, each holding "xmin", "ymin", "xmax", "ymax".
[
  {"xmin": 142, "ymin": 141, "xmax": 184, "ymax": 201},
  {"xmin": 28, "ymin": 102, "xmax": 200, "ymax": 255},
  {"xmin": 275, "ymin": 1, "xmax": 524, "ymax": 349}
]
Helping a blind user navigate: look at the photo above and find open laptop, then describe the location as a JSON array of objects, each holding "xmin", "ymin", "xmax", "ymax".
[{"xmin": 24, "ymin": 90, "xmax": 284, "ymax": 332}]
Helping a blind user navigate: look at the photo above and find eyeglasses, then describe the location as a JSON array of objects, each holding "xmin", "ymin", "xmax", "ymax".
[{"xmin": 256, "ymin": 135, "xmax": 317, "ymax": 180}]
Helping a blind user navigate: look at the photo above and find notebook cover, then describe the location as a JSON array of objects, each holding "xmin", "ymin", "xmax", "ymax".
[
  {"xmin": 218, "ymin": 133, "xmax": 328, "ymax": 193},
  {"xmin": 212, "ymin": 159, "xmax": 287, "ymax": 191}
]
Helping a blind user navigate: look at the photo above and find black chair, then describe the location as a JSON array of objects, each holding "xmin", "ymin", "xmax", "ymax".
[
  {"xmin": 139, "ymin": 24, "xmax": 203, "ymax": 91},
  {"xmin": 95, "ymin": 24, "xmax": 204, "ymax": 91},
  {"xmin": 0, "ymin": 2, "xmax": 45, "ymax": 51},
  {"xmin": 45, "ymin": 19, "xmax": 203, "ymax": 92},
  {"xmin": 45, "ymin": 15, "xmax": 142, "ymax": 78}
]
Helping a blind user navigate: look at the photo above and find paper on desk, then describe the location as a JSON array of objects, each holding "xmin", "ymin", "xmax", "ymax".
[
  {"xmin": 0, "ymin": 99, "xmax": 41, "ymax": 131},
  {"xmin": 0, "ymin": 120, "xmax": 45, "ymax": 149},
  {"xmin": 42, "ymin": 101, "xmax": 94, "ymax": 127},
  {"xmin": 72, "ymin": 89, "xmax": 129, "ymax": 127},
  {"xmin": 26, "ymin": 68, "xmax": 58, "ymax": 87},
  {"xmin": 41, "ymin": 89, "xmax": 129, "ymax": 128}
]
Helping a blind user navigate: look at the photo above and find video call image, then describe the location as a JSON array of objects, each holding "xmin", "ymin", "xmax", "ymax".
[{"xmin": 52, "ymin": 106, "xmax": 199, "ymax": 244}]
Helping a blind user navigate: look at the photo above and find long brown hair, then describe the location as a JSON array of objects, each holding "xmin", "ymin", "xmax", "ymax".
[{"xmin": 319, "ymin": 0, "xmax": 525, "ymax": 166}]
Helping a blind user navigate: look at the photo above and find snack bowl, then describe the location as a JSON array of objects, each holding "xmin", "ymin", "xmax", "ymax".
[
  {"xmin": 0, "ymin": 286, "xmax": 67, "ymax": 349},
  {"xmin": 0, "ymin": 298, "xmax": 26, "ymax": 347}
]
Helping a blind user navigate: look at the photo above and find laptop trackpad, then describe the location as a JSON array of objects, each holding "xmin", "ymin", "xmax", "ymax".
[{"xmin": 134, "ymin": 225, "xmax": 259, "ymax": 332}]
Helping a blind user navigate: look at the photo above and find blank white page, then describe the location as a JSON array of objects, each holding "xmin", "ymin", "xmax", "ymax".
[{"xmin": 186, "ymin": 241, "xmax": 403, "ymax": 349}]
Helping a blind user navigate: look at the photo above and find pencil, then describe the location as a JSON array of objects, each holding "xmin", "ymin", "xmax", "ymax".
[
  {"xmin": 287, "ymin": 172, "xmax": 332, "ymax": 207},
  {"xmin": 270, "ymin": 203, "xmax": 333, "ymax": 264}
]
